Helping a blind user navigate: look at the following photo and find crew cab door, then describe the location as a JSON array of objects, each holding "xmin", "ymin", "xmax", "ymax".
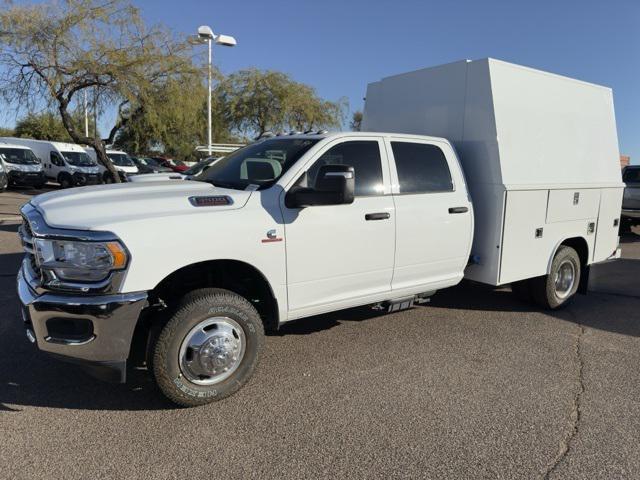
[
  {"xmin": 386, "ymin": 138, "xmax": 472, "ymax": 290},
  {"xmin": 281, "ymin": 137, "xmax": 395, "ymax": 317}
]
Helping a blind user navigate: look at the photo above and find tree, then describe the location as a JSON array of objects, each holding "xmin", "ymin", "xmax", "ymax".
[
  {"xmin": 14, "ymin": 111, "xmax": 97, "ymax": 141},
  {"xmin": 0, "ymin": 0, "xmax": 195, "ymax": 182},
  {"xmin": 0, "ymin": 126, "xmax": 14, "ymax": 137},
  {"xmin": 15, "ymin": 112, "xmax": 69, "ymax": 141},
  {"xmin": 350, "ymin": 111, "xmax": 363, "ymax": 132},
  {"xmin": 112, "ymin": 71, "xmax": 237, "ymax": 160},
  {"xmin": 217, "ymin": 69, "xmax": 345, "ymax": 138}
]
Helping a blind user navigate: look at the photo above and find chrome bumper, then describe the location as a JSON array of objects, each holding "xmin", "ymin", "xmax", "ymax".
[{"xmin": 17, "ymin": 261, "xmax": 147, "ymax": 382}]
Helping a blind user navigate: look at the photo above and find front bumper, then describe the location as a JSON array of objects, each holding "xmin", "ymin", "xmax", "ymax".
[
  {"xmin": 73, "ymin": 172, "xmax": 102, "ymax": 186},
  {"xmin": 8, "ymin": 170, "xmax": 46, "ymax": 186},
  {"xmin": 17, "ymin": 261, "xmax": 147, "ymax": 382}
]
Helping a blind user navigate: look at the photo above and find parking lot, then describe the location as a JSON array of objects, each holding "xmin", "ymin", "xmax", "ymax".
[{"xmin": 1, "ymin": 187, "xmax": 639, "ymax": 479}]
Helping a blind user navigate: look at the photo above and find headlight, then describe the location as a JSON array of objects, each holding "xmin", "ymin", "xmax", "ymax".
[{"xmin": 34, "ymin": 238, "xmax": 128, "ymax": 282}]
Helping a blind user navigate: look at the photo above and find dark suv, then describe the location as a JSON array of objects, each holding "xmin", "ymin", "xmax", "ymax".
[{"xmin": 621, "ymin": 166, "xmax": 640, "ymax": 232}]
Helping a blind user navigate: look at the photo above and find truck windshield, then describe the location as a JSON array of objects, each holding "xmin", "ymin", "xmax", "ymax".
[
  {"xmin": 196, "ymin": 138, "xmax": 318, "ymax": 190},
  {"xmin": 0, "ymin": 148, "xmax": 39, "ymax": 165},
  {"xmin": 108, "ymin": 153, "xmax": 134, "ymax": 166},
  {"xmin": 62, "ymin": 151, "xmax": 95, "ymax": 167}
]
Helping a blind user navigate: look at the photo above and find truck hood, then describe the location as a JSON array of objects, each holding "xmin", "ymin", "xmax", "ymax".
[{"xmin": 30, "ymin": 181, "xmax": 253, "ymax": 230}]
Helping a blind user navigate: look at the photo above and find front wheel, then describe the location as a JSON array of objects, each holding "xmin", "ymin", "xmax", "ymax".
[
  {"xmin": 58, "ymin": 174, "xmax": 72, "ymax": 189},
  {"xmin": 152, "ymin": 288, "xmax": 265, "ymax": 407},
  {"xmin": 531, "ymin": 246, "xmax": 581, "ymax": 310}
]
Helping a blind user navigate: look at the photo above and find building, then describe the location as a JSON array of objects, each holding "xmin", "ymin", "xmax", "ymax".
[{"xmin": 621, "ymin": 155, "xmax": 630, "ymax": 168}]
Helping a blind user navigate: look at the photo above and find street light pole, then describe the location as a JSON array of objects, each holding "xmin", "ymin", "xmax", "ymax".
[
  {"xmin": 207, "ymin": 36, "xmax": 212, "ymax": 157},
  {"xmin": 190, "ymin": 25, "xmax": 236, "ymax": 158},
  {"xmin": 84, "ymin": 89, "xmax": 89, "ymax": 137}
]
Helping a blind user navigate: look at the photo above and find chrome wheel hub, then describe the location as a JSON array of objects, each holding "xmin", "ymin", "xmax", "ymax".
[
  {"xmin": 554, "ymin": 260, "xmax": 576, "ymax": 299},
  {"xmin": 179, "ymin": 317, "xmax": 246, "ymax": 385}
]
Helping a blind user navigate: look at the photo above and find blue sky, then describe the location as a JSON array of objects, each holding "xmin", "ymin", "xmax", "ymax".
[
  {"xmin": 4, "ymin": 0, "xmax": 639, "ymax": 161},
  {"xmin": 137, "ymin": 0, "xmax": 639, "ymax": 160}
]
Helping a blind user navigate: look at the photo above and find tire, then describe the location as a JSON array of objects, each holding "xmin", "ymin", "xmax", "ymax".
[
  {"xmin": 58, "ymin": 174, "xmax": 72, "ymax": 189},
  {"xmin": 103, "ymin": 172, "xmax": 113, "ymax": 184},
  {"xmin": 36, "ymin": 183, "xmax": 47, "ymax": 190},
  {"xmin": 511, "ymin": 279, "xmax": 533, "ymax": 303},
  {"xmin": 152, "ymin": 288, "xmax": 265, "ymax": 407},
  {"xmin": 531, "ymin": 246, "xmax": 581, "ymax": 310}
]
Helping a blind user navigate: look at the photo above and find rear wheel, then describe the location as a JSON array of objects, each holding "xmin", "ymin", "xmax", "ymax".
[
  {"xmin": 531, "ymin": 246, "xmax": 581, "ymax": 310},
  {"xmin": 152, "ymin": 288, "xmax": 264, "ymax": 407}
]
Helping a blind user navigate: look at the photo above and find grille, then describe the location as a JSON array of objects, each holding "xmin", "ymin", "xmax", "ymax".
[{"xmin": 19, "ymin": 215, "xmax": 41, "ymax": 278}]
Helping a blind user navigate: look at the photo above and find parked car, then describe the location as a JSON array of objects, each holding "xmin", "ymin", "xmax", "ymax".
[
  {"xmin": 0, "ymin": 141, "xmax": 47, "ymax": 188},
  {"xmin": 152, "ymin": 156, "xmax": 189, "ymax": 173},
  {"xmin": 1, "ymin": 138, "xmax": 100, "ymax": 187},
  {"xmin": 128, "ymin": 172, "xmax": 184, "ymax": 183},
  {"xmin": 0, "ymin": 161, "xmax": 7, "ymax": 191},
  {"xmin": 183, "ymin": 157, "xmax": 220, "ymax": 179},
  {"xmin": 16, "ymin": 59, "xmax": 623, "ymax": 407},
  {"xmin": 85, "ymin": 148, "xmax": 139, "ymax": 183},
  {"xmin": 131, "ymin": 157, "xmax": 173, "ymax": 174},
  {"xmin": 128, "ymin": 157, "xmax": 221, "ymax": 183},
  {"xmin": 621, "ymin": 165, "xmax": 640, "ymax": 233}
]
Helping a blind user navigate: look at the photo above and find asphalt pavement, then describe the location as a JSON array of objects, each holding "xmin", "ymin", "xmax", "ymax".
[{"xmin": 1, "ymin": 187, "xmax": 639, "ymax": 479}]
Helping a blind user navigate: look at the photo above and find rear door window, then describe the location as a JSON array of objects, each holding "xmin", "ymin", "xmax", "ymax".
[{"xmin": 391, "ymin": 142, "xmax": 453, "ymax": 194}]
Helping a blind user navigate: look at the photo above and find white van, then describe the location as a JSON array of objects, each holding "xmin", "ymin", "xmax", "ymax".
[
  {"xmin": 0, "ymin": 141, "xmax": 46, "ymax": 188},
  {"xmin": 0, "ymin": 138, "xmax": 101, "ymax": 188},
  {"xmin": 85, "ymin": 148, "xmax": 139, "ymax": 182}
]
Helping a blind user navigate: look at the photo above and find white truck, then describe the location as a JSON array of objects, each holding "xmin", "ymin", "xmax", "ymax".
[
  {"xmin": 16, "ymin": 59, "xmax": 623, "ymax": 407},
  {"xmin": 84, "ymin": 148, "xmax": 139, "ymax": 182},
  {"xmin": 0, "ymin": 141, "xmax": 47, "ymax": 188},
  {"xmin": 0, "ymin": 138, "xmax": 101, "ymax": 188}
]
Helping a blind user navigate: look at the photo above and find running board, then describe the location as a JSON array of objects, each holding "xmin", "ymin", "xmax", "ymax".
[{"xmin": 372, "ymin": 291, "xmax": 436, "ymax": 313}]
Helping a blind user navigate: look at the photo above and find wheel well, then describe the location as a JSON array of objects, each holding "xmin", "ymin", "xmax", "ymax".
[
  {"xmin": 557, "ymin": 236, "xmax": 590, "ymax": 295},
  {"xmin": 154, "ymin": 260, "xmax": 277, "ymax": 328},
  {"xmin": 559, "ymin": 237, "xmax": 589, "ymax": 266},
  {"xmin": 129, "ymin": 260, "xmax": 279, "ymax": 367}
]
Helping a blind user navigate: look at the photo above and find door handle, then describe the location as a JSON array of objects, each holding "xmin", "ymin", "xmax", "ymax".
[
  {"xmin": 365, "ymin": 212, "xmax": 391, "ymax": 221},
  {"xmin": 448, "ymin": 206, "xmax": 469, "ymax": 214}
]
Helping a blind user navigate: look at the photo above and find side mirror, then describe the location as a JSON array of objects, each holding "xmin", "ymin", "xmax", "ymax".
[{"xmin": 286, "ymin": 164, "xmax": 355, "ymax": 208}]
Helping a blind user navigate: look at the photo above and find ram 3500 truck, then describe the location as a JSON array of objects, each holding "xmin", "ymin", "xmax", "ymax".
[{"xmin": 16, "ymin": 59, "xmax": 623, "ymax": 406}]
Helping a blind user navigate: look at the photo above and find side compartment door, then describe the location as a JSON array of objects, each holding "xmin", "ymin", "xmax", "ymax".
[
  {"xmin": 282, "ymin": 137, "xmax": 395, "ymax": 315},
  {"xmin": 594, "ymin": 188, "xmax": 623, "ymax": 262},
  {"xmin": 387, "ymin": 139, "xmax": 472, "ymax": 291}
]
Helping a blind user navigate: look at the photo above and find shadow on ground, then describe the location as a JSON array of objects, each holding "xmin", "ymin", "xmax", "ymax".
[{"xmin": 1, "ymin": 251, "xmax": 640, "ymax": 412}]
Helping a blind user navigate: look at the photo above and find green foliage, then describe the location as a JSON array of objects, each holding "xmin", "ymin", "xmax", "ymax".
[
  {"xmin": 114, "ymin": 74, "xmax": 234, "ymax": 159},
  {"xmin": 0, "ymin": 126, "xmax": 14, "ymax": 136},
  {"xmin": 217, "ymin": 69, "xmax": 345, "ymax": 138},
  {"xmin": 14, "ymin": 111, "xmax": 97, "ymax": 141},
  {"xmin": 0, "ymin": 0, "xmax": 196, "ymax": 180}
]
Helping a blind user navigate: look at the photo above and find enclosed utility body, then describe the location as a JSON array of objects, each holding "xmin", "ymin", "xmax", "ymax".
[{"xmin": 362, "ymin": 58, "xmax": 623, "ymax": 286}]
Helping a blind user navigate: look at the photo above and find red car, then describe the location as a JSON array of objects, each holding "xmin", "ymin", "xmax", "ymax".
[{"xmin": 152, "ymin": 157, "xmax": 189, "ymax": 173}]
